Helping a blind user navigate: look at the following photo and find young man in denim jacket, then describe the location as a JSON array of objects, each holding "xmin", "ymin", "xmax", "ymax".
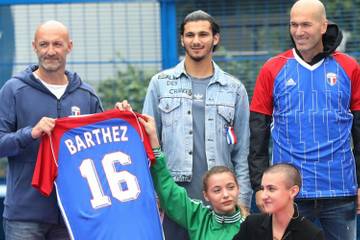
[{"xmin": 143, "ymin": 10, "xmax": 252, "ymax": 240}]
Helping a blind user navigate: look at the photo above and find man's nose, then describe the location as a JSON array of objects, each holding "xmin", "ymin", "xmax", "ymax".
[
  {"xmin": 47, "ymin": 45, "xmax": 56, "ymax": 55},
  {"xmin": 294, "ymin": 26, "xmax": 304, "ymax": 36},
  {"xmin": 192, "ymin": 35, "xmax": 200, "ymax": 44}
]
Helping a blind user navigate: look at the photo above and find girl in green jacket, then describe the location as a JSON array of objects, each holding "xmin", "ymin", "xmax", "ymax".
[{"xmin": 138, "ymin": 115, "xmax": 246, "ymax": 240}]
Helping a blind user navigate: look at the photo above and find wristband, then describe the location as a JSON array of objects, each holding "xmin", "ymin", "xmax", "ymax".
[{"xmin": 152, "ymin": 147, "xmax": 162, "ymax": 157}]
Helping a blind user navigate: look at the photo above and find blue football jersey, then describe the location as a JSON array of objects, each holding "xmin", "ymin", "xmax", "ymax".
[
  {"xmin": 251, "ymin": 49, "xmax": 360, "ymax": 198},
  {"xmin": 33, "ymin": 110, "xmax": 164, "ymax": 240}
]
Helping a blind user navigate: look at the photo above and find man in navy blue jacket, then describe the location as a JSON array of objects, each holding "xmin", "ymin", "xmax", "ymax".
[{"xmin": 0, "ymin": 20, "xmax": 102, "ymax": 239}]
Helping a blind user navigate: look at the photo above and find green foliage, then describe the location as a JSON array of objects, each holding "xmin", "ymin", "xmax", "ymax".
[
  {"xmin": 97, "ymin": 65, "xmax": 156, "ymax": 112},
  {"xmin": 324, "ymin": 0, "xmax": 360, "ymax": 62}
]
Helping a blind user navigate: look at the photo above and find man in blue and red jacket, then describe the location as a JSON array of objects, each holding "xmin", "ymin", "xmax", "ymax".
[{"xmin": 248, "ymin": 1, "xmax": 360, "ymax": 240}]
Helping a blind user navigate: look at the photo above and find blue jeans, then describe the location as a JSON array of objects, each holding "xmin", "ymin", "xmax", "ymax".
[
  {"xmin": 3, "ymin": 219, "xmax": 70, "ymax": 240},
  {"xmin": 358, "ymin": 215, "xmax": 360, "ymax": 240},
  {"xmin": 296, "ymin": 198, "xmax": 356, "ymax": 240}
]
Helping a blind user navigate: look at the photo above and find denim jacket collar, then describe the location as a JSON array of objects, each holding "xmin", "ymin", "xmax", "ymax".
[{"xmin": 173, "ymin": 60, "xmax": 227, "ymax": 86}]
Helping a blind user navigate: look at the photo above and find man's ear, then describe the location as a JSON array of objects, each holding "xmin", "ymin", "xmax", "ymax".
[
  {"xmin": 67, "ymin": 40, "xmax": 73, "ymax": 54},
  {"xmin": 180, "ymin": 35, "xmax": 184, "ymax": 48},
  {"xmin": 213, "ymin": 33, "xmax": 220, "ymax": 46},
  {"xmin": 321, "ymin": 19, "xmax": 328, "ymax": 35},
  {"xmin": 32, "ymin": 41, "xmax": 37, "ymax": 52}
]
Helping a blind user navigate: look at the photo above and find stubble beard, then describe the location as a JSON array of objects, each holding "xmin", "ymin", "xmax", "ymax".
[
  {"xmin": 185, "ymin": 41, "xmax": 216, "ymax": 63},
  {"xmin": 185, "ymin": 47, "xmax": 210, "ymax": 62},
  {"xmin": 39, "ymin": 57, "xmax": 63, "ymax": 73}
]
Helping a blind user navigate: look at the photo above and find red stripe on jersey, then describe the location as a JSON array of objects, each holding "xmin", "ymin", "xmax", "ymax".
[
  {"xmin": 333, "ymin": 51, "xmax": 360, "ymax": 111},
  {"xmin": 250, "ymin": 49, "xmax": 293, "ymax": 116}
]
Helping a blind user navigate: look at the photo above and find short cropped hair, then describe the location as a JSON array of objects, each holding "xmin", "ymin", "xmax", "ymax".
[
  {"xmin": 263, "ymin": 163, "xmax": 302, "ymax": 190},
  {"xmin": 202, "ymin": 166, "xmax": 238, "ymax": 192},
  {"xmin": 180, "ymin": 10, "xmax": 220, "ymax": 51},
  {"xmin": 180, "ymin": 10, "xmax": 220, "ymax": 36}
]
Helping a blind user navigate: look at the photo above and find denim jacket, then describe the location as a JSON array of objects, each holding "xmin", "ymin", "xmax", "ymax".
[{"xmin": 143, "ymin": 60, "xmax": 252, "ymax": 207}]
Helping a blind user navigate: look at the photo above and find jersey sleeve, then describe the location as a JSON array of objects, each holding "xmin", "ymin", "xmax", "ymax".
[
  {"xmin": 349, "ymin": 59, "xmax": 360, "ymax": 110},
  {"xmin": 250, "ymin": 64, "xmax": 275, "ymax": 115},
  {"xmin": 32, "ymin": 134, "xmax": 58, "ymax": 196},
  {"xmin": 135, "ymin": 112, "xmax": 155, "ymax": 164},
  {"xmin": 250, "ymin": 53, "xmax": 289, "ymax": 115},
  {"xmin": 333, "ymin": 52, "xmax": 360, "ymax": 111}
]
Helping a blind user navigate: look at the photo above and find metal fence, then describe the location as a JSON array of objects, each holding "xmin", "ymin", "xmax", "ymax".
[
  {"xmin": 1, "ymin": 0, "xmax": 359, "ymax": 92},
  {"xmin": 0, "ymin": 0, "xmax": 161, "ymax": 87},
  {"xmin": 0, "ymin": 0, "xmax": 359, "ymax": 239},
  {"xmin": 175, "ymin": 0, "xmax": 360, "ymax": 98}
]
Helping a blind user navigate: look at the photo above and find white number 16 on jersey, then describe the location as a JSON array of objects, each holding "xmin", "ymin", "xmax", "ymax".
[{"xmin": 79, "ymin": 151, "xmax": 140, "ymax": 209}]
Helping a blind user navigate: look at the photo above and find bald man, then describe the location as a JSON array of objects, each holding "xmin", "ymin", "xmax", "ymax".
[
  {"xmin": 0, "ymin": 20, "xmax": 103, "ymax": 239},
  {"xmin": 248, "ymin": 0, "xmax": 360, "ymax": 239}
]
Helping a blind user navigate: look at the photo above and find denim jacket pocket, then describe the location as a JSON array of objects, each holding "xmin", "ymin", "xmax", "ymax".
[
  {"xmin": 159, "ymin": 98, "xmax": 181, "ymax": 126},
  {"xmin": 217, "ymin": 105, "xmax": 235, "ymax": 135}
]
